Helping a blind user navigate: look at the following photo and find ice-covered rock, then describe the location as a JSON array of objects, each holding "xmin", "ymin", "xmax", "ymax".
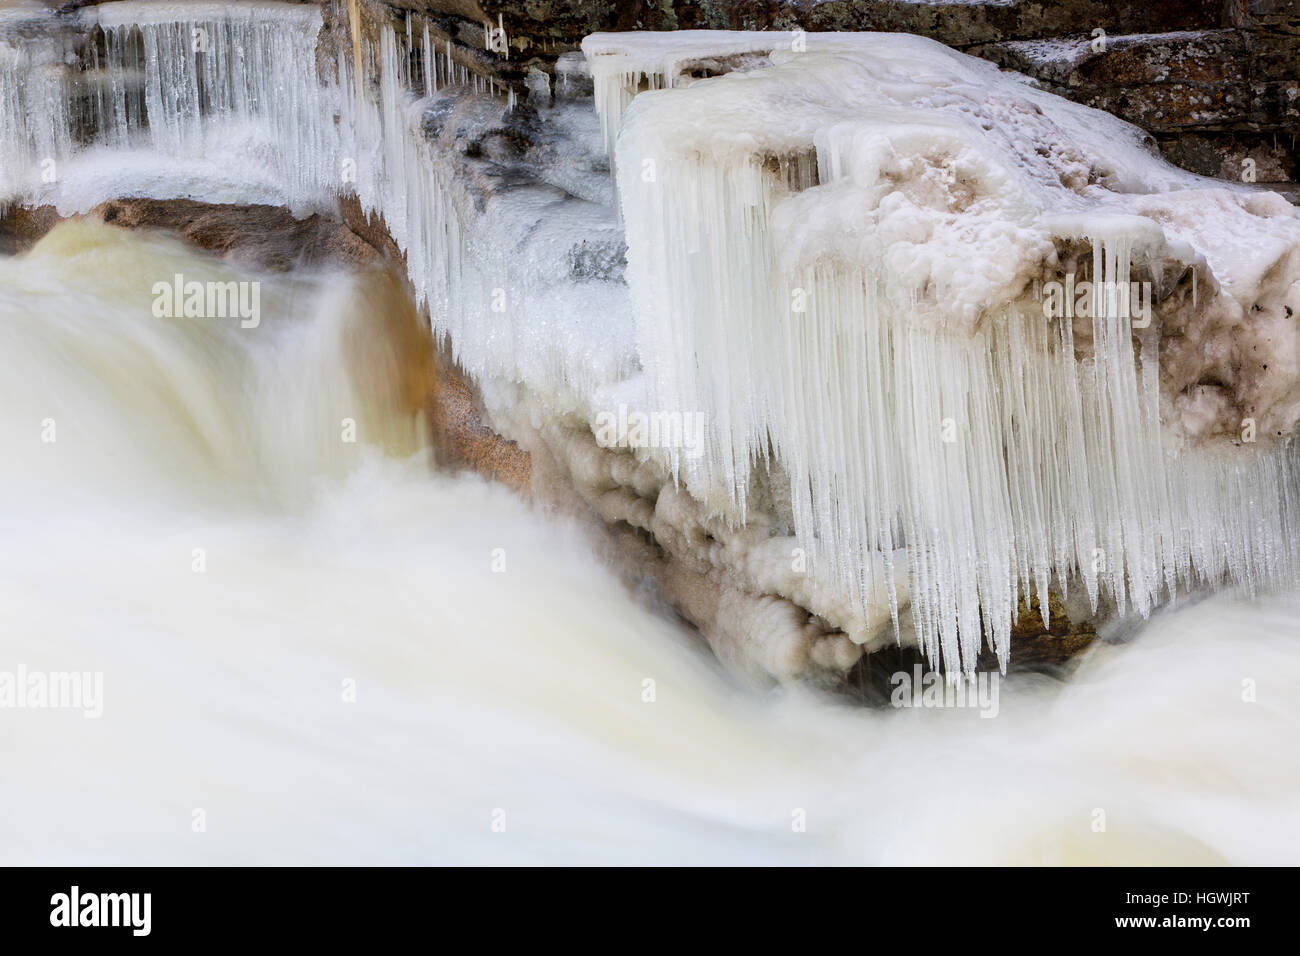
[{"xmin": 594, "ymin": 30, "xmax": 1300, "ymax": 673}]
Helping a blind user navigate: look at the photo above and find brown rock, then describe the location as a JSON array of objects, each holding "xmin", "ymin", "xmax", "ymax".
[
  {"xmin": 87, "ymin": 198, "xmax": 384, "ymax": 272},
  {"xmin": 337, "ymin": 193, "xmax": 409, "ymax": 266},
  {"xmin": 0, "ymin": 204, "xmax": 63, "ymax": 255},
  {"xmin": 848, "ymin": 590, "xmax": 1098, "ymax": 702},
  {"xmin": 1227, "ymin": 0, "xmax": 1300, "ymax": 33},
  {"xmin": 1086, "ymin": 82, "xmax": 1254, "ymax": 131},
  {"xmin": 424, "ymin": 346, "xmax": 532, "ymax": 493},
  {"xmin": 1159, "ymin": 131, "xmax": 1298, "ymax": 182},
  {"xmin": 332, "ymin": 194, "xmax": 534, "ymax": 492}
]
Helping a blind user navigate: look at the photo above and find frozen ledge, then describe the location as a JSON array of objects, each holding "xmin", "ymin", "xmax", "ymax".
[{"xmin": 593, "ymin": 30, "xmax": 1300, "ymax": 675}]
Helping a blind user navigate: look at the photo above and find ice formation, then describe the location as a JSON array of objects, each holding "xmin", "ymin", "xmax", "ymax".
[
  {"xmin": 587, "ymin": 31, "xmax": 1300, "ymax": 673},
  {"xmin": 1, "ymin": 1, "xmax": 627, "ymax": 401},
  {"xmin": 325, "ymin": 3, "xmax": 633, "ymax": 403},
  {"xmin": 583, "ymin": 30, "xmax": 803, "ymax": 200},
  {"xmin": 1, "ymin": 2, "xmax": 337, "ymax": 211},
  {"xmin": 5, "ymin": 4, "xmax": 1300, "ymax": 679}
]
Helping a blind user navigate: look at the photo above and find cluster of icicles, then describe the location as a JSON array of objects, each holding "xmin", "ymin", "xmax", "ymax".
[
  {"xmin": 4, "ymin": 4, "xmax": 1299, "ymax": 676},
  {"xmin": 1, "ymin": 3, "xmax": 331, "ymax": 206},
  {"xmin": 0, "ymin": 1, "xmax": 521, "ymax": 380},
  {"xmin": 586, "ymin": 31, "xmax": 1300, "ymax": 675}
]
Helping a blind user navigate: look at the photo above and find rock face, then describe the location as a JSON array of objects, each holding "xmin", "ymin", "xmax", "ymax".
[
  {"xmin": 0, "ymin": 204, "xmax": 61, "ymax": 254},
  {"xmin": 424, "ymin": 346, "xmax": 533, "ymax": 492},
  {"xmin": 973, "ymin": 26, "xmax": 1300, "ymax": 185},
  {"xmin": 373, "ymin": 0, "xmax": 1225, "ymax": 45},
  {"xmin": 3, "ymin": 197, "xmax": 392, "ymax": 270},
  {"xmin": 369, "ymin": 0, "xmax": 1300, "ymax": 192},
  {"xmin": 90, "ymin": 198, "xmax": 387, "ymax": 270},
  {"xmin": 36, "ymin": 0, "xmax": 1300, "ymax": 191}
]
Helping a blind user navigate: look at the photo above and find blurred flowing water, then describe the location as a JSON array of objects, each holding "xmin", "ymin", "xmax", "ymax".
[{"xmin": 0, "ymin": 220, "xmax": 1297, "ymax": 865}]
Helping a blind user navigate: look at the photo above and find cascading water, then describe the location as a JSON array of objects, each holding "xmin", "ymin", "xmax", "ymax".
[{"xmin": 3, "ymin": 220, "xmax": 1298, "ymax": 865}]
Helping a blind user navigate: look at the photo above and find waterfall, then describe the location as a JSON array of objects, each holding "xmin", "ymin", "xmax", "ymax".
[
  {"xmin": 0, "ymin": 7, "xmax": 74, "ymax": 206},
  {"xmin": 2, "ymin": 3, "xmax": 1300, "ymax": 866},
  {"xmin": 3, "ymin": 217, "xmax": 1298, "ymax": 865},
  {"xmin": 4, "ymin": 6, "xmax": 1300, "ymax": 677}
]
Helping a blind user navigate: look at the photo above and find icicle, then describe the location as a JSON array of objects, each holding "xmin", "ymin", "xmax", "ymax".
[
  {"xmin": 0, "ymin": 2, "xmax": 341, "ymax": 212},
  {"xmin": 423, "ymin": 22, "xmax": 433, "ymax": 97},
  {"xmin": 582, "ymin": 31, "xmax": 798, "ymax": 162}
]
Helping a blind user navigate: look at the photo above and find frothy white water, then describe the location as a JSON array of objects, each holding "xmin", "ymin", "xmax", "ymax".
[{"xmin": 1, "ymin": 222, "xmax": 1297, "ymax": 864}]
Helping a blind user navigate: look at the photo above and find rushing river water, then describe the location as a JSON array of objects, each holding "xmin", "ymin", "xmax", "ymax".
[{"xmin": 1, "ymin": 220, "xmax": 1297, "ymax": 864}]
